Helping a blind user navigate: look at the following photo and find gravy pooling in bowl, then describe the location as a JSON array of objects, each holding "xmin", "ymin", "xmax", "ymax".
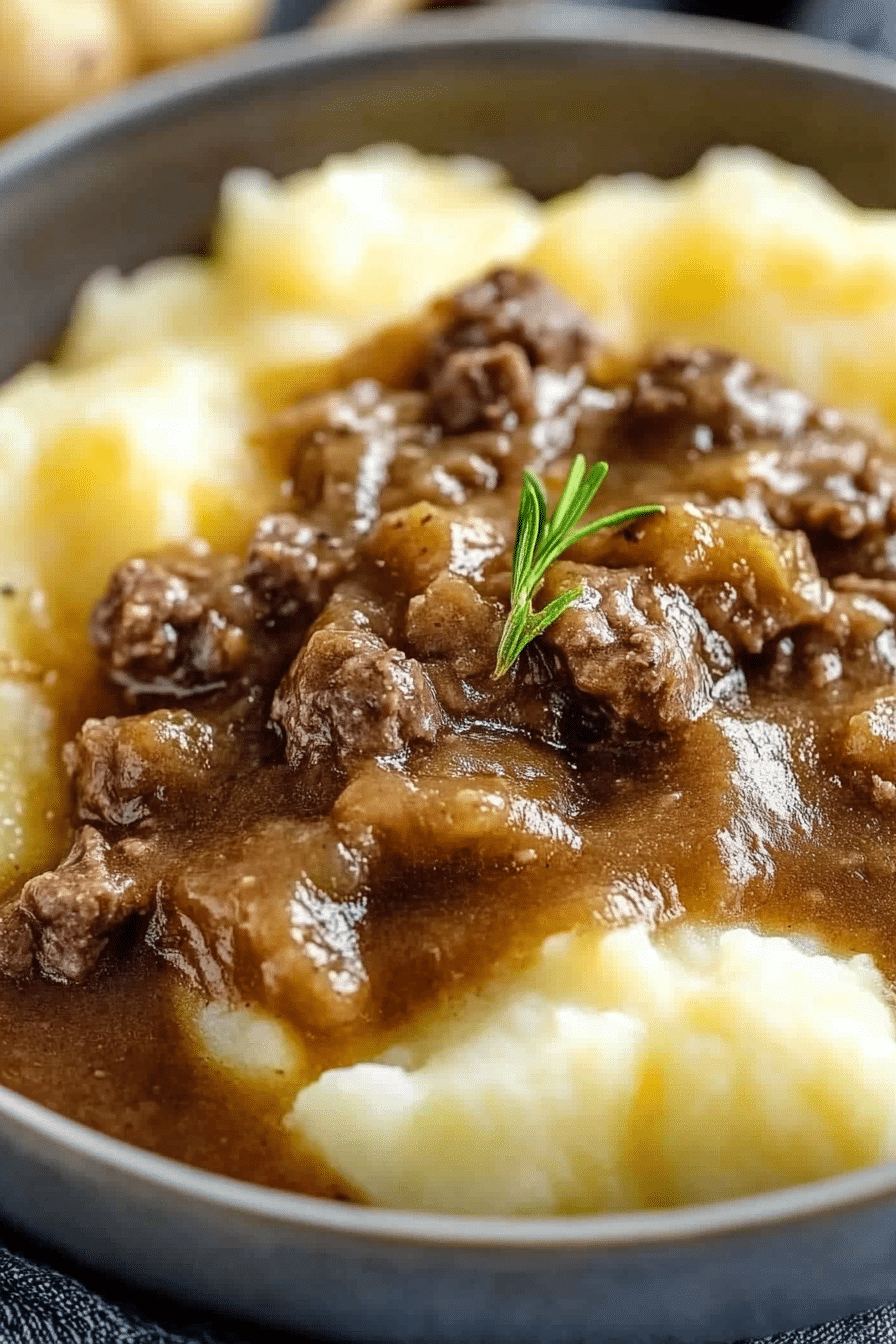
[{"xmin": 4, "ymin": 146, "xmax": 896, "ymax": 1214}]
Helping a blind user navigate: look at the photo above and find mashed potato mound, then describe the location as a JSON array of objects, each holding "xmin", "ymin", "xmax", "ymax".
[
  {"xmin": 216, "ymin": 145, "xmax": 541, "ymax": 321},
  {"xmin": 291, "ymin": 925, "xmax": 896, "ymax": 1215},
  {"xmin": 531, "ymin": 147, "xmax": 896, "ymax": 422}
]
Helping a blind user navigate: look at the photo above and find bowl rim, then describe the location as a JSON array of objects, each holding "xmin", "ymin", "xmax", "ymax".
[
  {"xmin": 4, "ymin": 2, "xmax": 896, "ymax": 180},
  {"xmin": 4, "ymin": 3, "xmax": 896, "ymax": 1250}
]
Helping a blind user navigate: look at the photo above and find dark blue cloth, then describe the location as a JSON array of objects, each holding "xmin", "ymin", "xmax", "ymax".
[
  {"xmin": 791, "ymin": 0, "xmax": 896, "ymax": 55},
  {"xmin": 3, "ymin": 3, "xmax": 895, "ymax": 1340},
  {"xmin": 3, "ymin": 1233, "xmax": 896, "ymax": 1342}
]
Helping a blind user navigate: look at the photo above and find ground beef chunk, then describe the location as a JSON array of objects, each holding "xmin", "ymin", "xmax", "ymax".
[
  {"xmin": 268, "ymin": 377, "xmax": 496, "ymax": 523},
  {"xmin": 734, "ymin": 433, "xmax": 896, "ymax": 546},
  {"xmin": 429, "ymin": 341, "xmax": 536, "ymax": 433},
  {"xmin": 64, "ymin": 710, "xmax": 244, "ymax": 829},
  {"xmin": 91, "ymin": 541, "xmax": 254, "ymax": 697},
  {"xmin": 0, "ymin": 906, "xmax": 35, "ymax": 978},
  {"xmin": 244, "ymin": 513, "xmax": 346, "ymax": 623},
  {"xmin": 14, "ymin": 828, "xmax": 154, "ymax": 981},
  {"xmin": 634, "ymin": 355, "xmax": 896, "ymax": 579},
  {"xmin": 429, "ymin": 268, "xmax": 597, "ymax": 372},
  {"xmin": 426, "ymin": 269, "xmax": 598, "ymax": 432},
  {"xmin": 624, "ymin": 346, "xmax": 815, "ymax": 455},
  {"xmin": 310, "ymin": 575, "xmax": 402, "ymax": 647},
  {"xmin": 380, "ymin": 435, "xmax": 503, "ymax": 511},
  {"xmin": 271, "ymin": 628, "xmax": 444, "ymax": 774},
  {"xmin": 540, "ymin": 562, "xmax": 743, "ymax": 733},
  {"xmin": 404, "ymin": 572, "xmax": 506, "ymax": 717}
]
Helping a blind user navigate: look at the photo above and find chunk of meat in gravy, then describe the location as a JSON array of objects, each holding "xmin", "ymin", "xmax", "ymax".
[
  {"xmin": 541, "ymin": 561, "xmax": 743, "ymax": 733},
  {"xmin": 379, "ymin": 434, "xmax": 502, "ymax": 512},
  {"xmin": 576, "ymin": 504, "xmax": 830, "ymax": 655},
  {"xmin": 623, "ymin": 347, "xmax": 896, "ymax": 576},
  {"xmin": 686, "ymin": 433, "xmax": 896, "ymax": 569},
  {"xmin": 760, "ymin": 592, "xmax": 896, "ymax": 692},
  {"xmin": 64, "ymin": 709, "xmax": 249, "ymax": 828},
  {"xmin": 271, "ymin": 628, "xmax": 444, "ymax": 776},
  {"xmin": 427, "ymin": 269, "xmax": 598, "ymax": 432},
  {"xmin": 406, "ymin": 573, "xmax": 504, "ymax": 681},
  {"xmin": 0, "ymin": 907, "xmax": 35, "ymax": 979},
  {"xmin": 244, "ymin": 513, "xmax": 347, "ymax": 623},
  {"xmin": 749, "ymin": 435, "xmax": 896, "ymax": 544},
  {"xmin": 429, "ymin": 342, "xmax": 536, "ymax": 434},
  {"xmin": 161, "ymin": 818, "xmax": 371, "ymax": 1031},
  {"xmin": 91, "ymin": 542, "xmax": 255, "ymax": 698},
  {"xmin": 404, "ymin": 572, "xmax": 571, "ymax": 731},
  {"xmin": 429, "ymin": 268, "xmax": 598, "ymax": 373},
  {"xmin": 624, "ymin": 345, "xmax": 815, "ymax": 455},
  {"xmin": 6, "ymin": 828, "xmax": 155, "ymax": 982},
  {"xmin": 286, "ymin": 381, "xmax": 434, "ymax": 537}
]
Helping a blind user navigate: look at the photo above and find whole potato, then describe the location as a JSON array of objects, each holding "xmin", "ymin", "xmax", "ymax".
[
  {"xmin": 119, "ymin": 0, "xmax": 271, "ymax": 69},
  {"xmin": 0, "ymin": 0, "xmax": 134, "ymax": 139}
]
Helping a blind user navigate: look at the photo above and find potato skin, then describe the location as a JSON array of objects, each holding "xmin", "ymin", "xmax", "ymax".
[
  {"xmin": 0, "ymin": 0, "xmax": 271, "ymax": 140},
  {"xmin": 0, "ymin": 0, "xmax": 135, "ymax": 139}
]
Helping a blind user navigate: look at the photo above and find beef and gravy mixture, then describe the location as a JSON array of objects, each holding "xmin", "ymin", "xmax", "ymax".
[{"xmin": 5, "ymin": 149, "xmax": 896, "ymax": 1212}]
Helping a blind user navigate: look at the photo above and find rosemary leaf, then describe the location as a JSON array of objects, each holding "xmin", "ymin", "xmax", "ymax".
[{"xmin": 493, "ymin": 456, "xmax": 663, "ymax": 679}]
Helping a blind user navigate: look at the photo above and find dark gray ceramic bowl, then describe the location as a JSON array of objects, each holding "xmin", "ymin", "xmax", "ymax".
[{"xmin": 4, "ymin": 9, "xmax": 896, "ymax": 1341}]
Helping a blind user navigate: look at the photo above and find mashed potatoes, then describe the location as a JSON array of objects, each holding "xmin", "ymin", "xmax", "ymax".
[
  {"xmin": 8, "ymin": 143, "xmax": 896, "ymax": 1212},
  {"xmin": 292, "ymin": 926, "xmax": 896, "ymax": 1215},
  {"xmin": 532, "ymin": 146, "xmax": 896, "ymax": 423}
]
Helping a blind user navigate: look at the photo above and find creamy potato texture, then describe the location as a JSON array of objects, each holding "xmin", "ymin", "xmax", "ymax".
[
  {"xmin": 6, "ymin": 144, "xmax": 896, "ymax": 1214},
  {"xmin": 293, "ymin": 926, "xmax": 896, "ymax": 1214}
]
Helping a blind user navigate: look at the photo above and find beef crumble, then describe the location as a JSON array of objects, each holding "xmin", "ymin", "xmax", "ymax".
[{"xmin": 7, "ymin": 265, "xmax": 896, "ymax": 1063}]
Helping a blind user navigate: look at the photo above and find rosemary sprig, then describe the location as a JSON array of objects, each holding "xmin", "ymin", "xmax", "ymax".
[{"xmin": 493, "ymin": 456, "xmax": 664, "ymax": 679}]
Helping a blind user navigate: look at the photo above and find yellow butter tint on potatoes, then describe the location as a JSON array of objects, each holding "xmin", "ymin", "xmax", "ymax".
[{"xmin": 7, "ymin": 145, "xmax": 896, "ymax": 1211}]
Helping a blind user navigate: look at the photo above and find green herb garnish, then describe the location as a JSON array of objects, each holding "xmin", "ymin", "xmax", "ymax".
[{"xmin": 493, "ymin": 456, "xmax": 664, "ymax": 679}]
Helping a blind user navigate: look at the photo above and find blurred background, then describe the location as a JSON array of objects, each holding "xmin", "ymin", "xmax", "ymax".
[
  {"xmin": 273, "ymin": 0, "xmax": 896, "ymax": 49},
  {"xmin": 1, "ymin": 0, "xmax": 893, "ymax": 144}
]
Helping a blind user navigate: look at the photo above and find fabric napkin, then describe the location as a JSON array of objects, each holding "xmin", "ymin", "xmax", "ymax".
[
  {"xmin": 2, "ymin": 1233, "xmax": 896, "ymax": 1343},
  {"xmin": 2, "ymin": 2, "xmax": 895, "ymax": 1341}
]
